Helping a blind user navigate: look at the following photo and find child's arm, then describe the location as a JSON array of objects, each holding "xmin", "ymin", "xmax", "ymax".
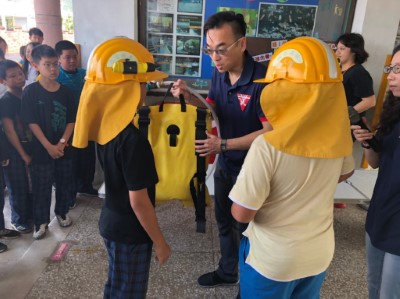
[
  {"xmin": 129, "ymin": 188, "xmax": 171, "ymax": 265},
  {"xmin": 28, "ymin": 123, "xmax": 64, "ymax": 159},
  {"xmin": 2, "ymin": 118, "xmax": 31, "ymax": 165},
  {"xmin": 60, "ymin": 123, "xmax": 74, "ymax": 145}
]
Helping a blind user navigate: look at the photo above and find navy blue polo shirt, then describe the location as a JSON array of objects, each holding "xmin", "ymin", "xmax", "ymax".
[
  {"xmin": 366, "ymin": 120, "xmax": 400, "ymax": 255},
  {"xmin": 207, "ymin": 51, "xmax": 267, "ymax": 176}
]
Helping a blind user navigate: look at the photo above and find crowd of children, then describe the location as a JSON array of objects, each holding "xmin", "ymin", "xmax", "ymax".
[{"xmin": 0, "ymin": 29, "xmax": 98, "ymax": 250}]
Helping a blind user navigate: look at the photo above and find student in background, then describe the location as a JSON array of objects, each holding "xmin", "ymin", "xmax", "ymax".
[
  {"xmin": 55, "ymin": 40, "xmax": 98, "ymax": 204},
  {"xmin": 352, "ymin": 44, "xmax": 400, "ymax": 299},
  {"xmin": 19, "ymin": 45, "xmax": 26, "ymax": 66},
  {"xmin": 0, "ymin": 126, "xmax": 21, "ymax": 253},
  {"xmin": 335, "ymin": 33, "xmax": 376, "ymax": 209},
  {"xmin": 23, "ymin": 42, "xmax": 40, "ymax": 86},
  {"xmin": 0, "ymin": 60, "xmax": 32, "ymax": 234},
  {"xmin": 28, "ymin": 28, "xmax": 44, "ymax": 44},
  {"xmin": 0, "ymin": 48, "xmax": 6, "ymax": 98},
  {"xmin": 21, "ymin": 45, "xmax": 75, "ymax": 240},
  {"xmin": 0, "ymin": 36, "xmax": 7, "ymax": 55}
]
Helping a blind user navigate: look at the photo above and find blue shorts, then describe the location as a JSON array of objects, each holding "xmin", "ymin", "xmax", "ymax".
[
  {"xmin": 103, "ymin": 238, "xmax": 153, "ymax": 299},
  {"xmin": 239, "ymin": 237, "xmax": 326, "ymax": 299}
]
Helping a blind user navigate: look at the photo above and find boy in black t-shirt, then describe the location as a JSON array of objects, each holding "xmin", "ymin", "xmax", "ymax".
[
  {"xmin": 72, "ymin": 37, "xmax": 170, "ymax": 298},
  {"xmin": 0, "ymin": 60, "xmax": 33, "ymax": 233},
  {"xmin": 0, "ymin": 118, "xmax": 21, "ymax": 252},
  {"xmin": 21, "ymin": 45, "xmax": 75, "ymax": 240}
]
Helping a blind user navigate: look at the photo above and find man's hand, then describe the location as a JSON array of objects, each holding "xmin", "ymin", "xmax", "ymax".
[
  {"xmin": 171, "ymin": 79, "xmax": 190, "ymax": 101},
  {"xmin": 195, "ymin": 131, "xmax": 221, "ymax": 156}
]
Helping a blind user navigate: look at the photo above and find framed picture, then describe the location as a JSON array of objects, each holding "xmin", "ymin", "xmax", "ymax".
[
  {"xmin": 147, "ymin": 34, "xmax": 174, "ymax": 55},
  {"xmin": 176, "ymin": 36, "xmax": 201, "ymax": 55},
  {"xmin": 177, "ymin": 0, "xmax": 203, "ymax": 14},
  {"xmin": 147, "ymin": 12, "xmax": 174, "ymax": 34},
  {"xmin": 175, "ymin": 56, "xmax": 200, "ymax": 76},
  {"xmin": 177, "ymin": 14, "xmax": 202, "ymax": 36},
  {"xmin": 257, "ymin": 3, "xmax": 317, "ymax": 39},
  {"xmin": 153, "ymin": 55, "xmax": 173, "ymax": 74}
]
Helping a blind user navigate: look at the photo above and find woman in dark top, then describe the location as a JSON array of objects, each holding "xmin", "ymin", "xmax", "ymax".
[
  {"xmin": 336, "ymin": 33, "xmax": 376, "ymax": 116},
  {"xmin": 335, "ymin": 33, "xmax": 376, "ymax": 208},
  {"xmin": 352, "ymin": 44, "xmax": 400, "ymax": 299}
]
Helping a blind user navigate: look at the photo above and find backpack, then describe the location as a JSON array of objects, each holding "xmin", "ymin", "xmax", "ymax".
[{"xmin": 134, "ymin": 85, "xmax": 212, "ymax": 232}]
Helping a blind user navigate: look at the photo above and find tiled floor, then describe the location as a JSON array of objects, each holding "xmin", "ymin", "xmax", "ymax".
[
  {"xmin": 0, "ymin": 192, "xmax": 369, "ymax": 299},
  {"xmin": 0, "ymin": 143, "xmax": 371, "ymax": 299}
]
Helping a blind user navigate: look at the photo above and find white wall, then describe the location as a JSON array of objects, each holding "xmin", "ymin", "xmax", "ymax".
[
  {"xmin": 72, "ymin": 0, "xmax": 138, "ymax": 68},
  {"xmin": 351, "ymin": 0, "xmax": 400, "ymax": 95}
]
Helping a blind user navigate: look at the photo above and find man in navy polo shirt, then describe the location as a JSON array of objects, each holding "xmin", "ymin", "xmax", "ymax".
[{"xmin": 172, "ymin": 11, "xmax": 272, "ymax": 290}]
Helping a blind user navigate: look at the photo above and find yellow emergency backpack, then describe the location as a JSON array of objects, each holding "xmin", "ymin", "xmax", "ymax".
[{"xmin": 134, "ymin": 84, "xmax": 212, "ymax": 232}]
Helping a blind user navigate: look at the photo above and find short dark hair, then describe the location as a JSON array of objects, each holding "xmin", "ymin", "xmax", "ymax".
[
  {"xmin": 55, "ymin": 40, "xmax": 78, "ymax": 56},
  {"xmin": 0, "ymin": 59, "xmax": 22, "ymax": 80},
  {"xmin": 31, "ymin": 44, "xmax": 57, "ymax": 64},
  {"xmin": 0, "ymin": 48, "xmax": 4, "ymax": 60},
  {"xmin": 204, "ymin": 11, "xmax": 246, "ymax": 39},
  {"xmin": 335, "ymin": 33, "xmax": 369, "ymax": 64},
  {"xmin": 29, "ymin": 27, "xmax": 44, "ymax": 38}
]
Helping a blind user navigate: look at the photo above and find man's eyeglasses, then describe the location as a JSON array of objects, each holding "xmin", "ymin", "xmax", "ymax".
[
  {"xmin": 202, "ymin": 37, "xmax": 243, "ymax": 56},
  {"xmin": 42, "ymin": 62, "xmax": 59, "ymax": 69},
  {"xmin": 383, "ymin": 64, "xmax": 400, "ymax": 74}
]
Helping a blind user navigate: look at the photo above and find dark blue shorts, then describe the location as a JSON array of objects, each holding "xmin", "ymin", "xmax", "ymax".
[{"xmin": 103, "ymin": 238, "xmax": 153, "ymax": 299}]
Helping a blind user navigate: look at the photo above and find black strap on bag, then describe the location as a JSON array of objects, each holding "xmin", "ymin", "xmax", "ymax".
[
  {"xmin": 137, "ymin": 106, "xmax": 150, "ymax": 137},
  {"xmin": 191, "ymin": 107, "xmax": 208, "ymax": 233}
]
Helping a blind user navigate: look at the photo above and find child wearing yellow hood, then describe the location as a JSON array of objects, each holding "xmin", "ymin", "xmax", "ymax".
[
  {"xmin": 72, "ymin": 37, "xmax": 170, "ymax": 298},
  {"xmin": 229, "ymin": 37, "xmax": 355, "ymax": 298}
]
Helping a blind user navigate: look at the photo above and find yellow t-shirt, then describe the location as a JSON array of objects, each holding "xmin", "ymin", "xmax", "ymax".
[{"xmin": 229, "ymin": 135, "xmax": 354, "ymax": 281}]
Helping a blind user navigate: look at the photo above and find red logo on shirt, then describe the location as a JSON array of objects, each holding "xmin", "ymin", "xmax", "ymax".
[{"xmin": 237, "ymin": 93, "xmax": 251, "ymax": 111}]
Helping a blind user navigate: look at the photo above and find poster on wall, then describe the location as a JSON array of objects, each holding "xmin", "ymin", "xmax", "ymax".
[
  {"xmin": 257, "ymin": 2, "xmax": 317, "ymax": 39},
  {"xmin": 146, "ymin": 0, "xmax": 205, "ymax": 77},
  {"xmin": 178, "ymin": 0, "xmax": 203, "ymax": 14},
  {"xmin": 177, "ymin": 15, "xmax": 202, "ymax": 36}
]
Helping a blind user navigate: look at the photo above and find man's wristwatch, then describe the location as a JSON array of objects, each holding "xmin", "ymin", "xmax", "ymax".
[
  {"xmin": 59, "ymin": 138, "xmax": 66, "ymax": 144},
  {"xmin": 220, "ymin": 139, "xmax": 227, "ymax": 152}
]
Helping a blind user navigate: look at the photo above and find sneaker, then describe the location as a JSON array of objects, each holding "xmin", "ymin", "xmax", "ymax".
[
  {"xmin": 78, "ymin": 188, "xmax": 98, "ymax": 197},
  {"xmin": 11, "ymin": 223, "xmax": 32, "ymax": 234},
  {"xmin": 56, "ymin": 214, "xmax": 72, "ymax": 227},
  {"xmin": 197, "ymin": 271, "xmax": 239, "ymax": 288},
  {"xmin": 0, "ymin": 228, "xmax": 21, "ymax": 239},
  {"xmin": 33, "ymin": 224, "xmax": 48, "ymax": 240},
  {"xmin": 0, "ymin": 242, "xmax": 7, "ymax": 253}
]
